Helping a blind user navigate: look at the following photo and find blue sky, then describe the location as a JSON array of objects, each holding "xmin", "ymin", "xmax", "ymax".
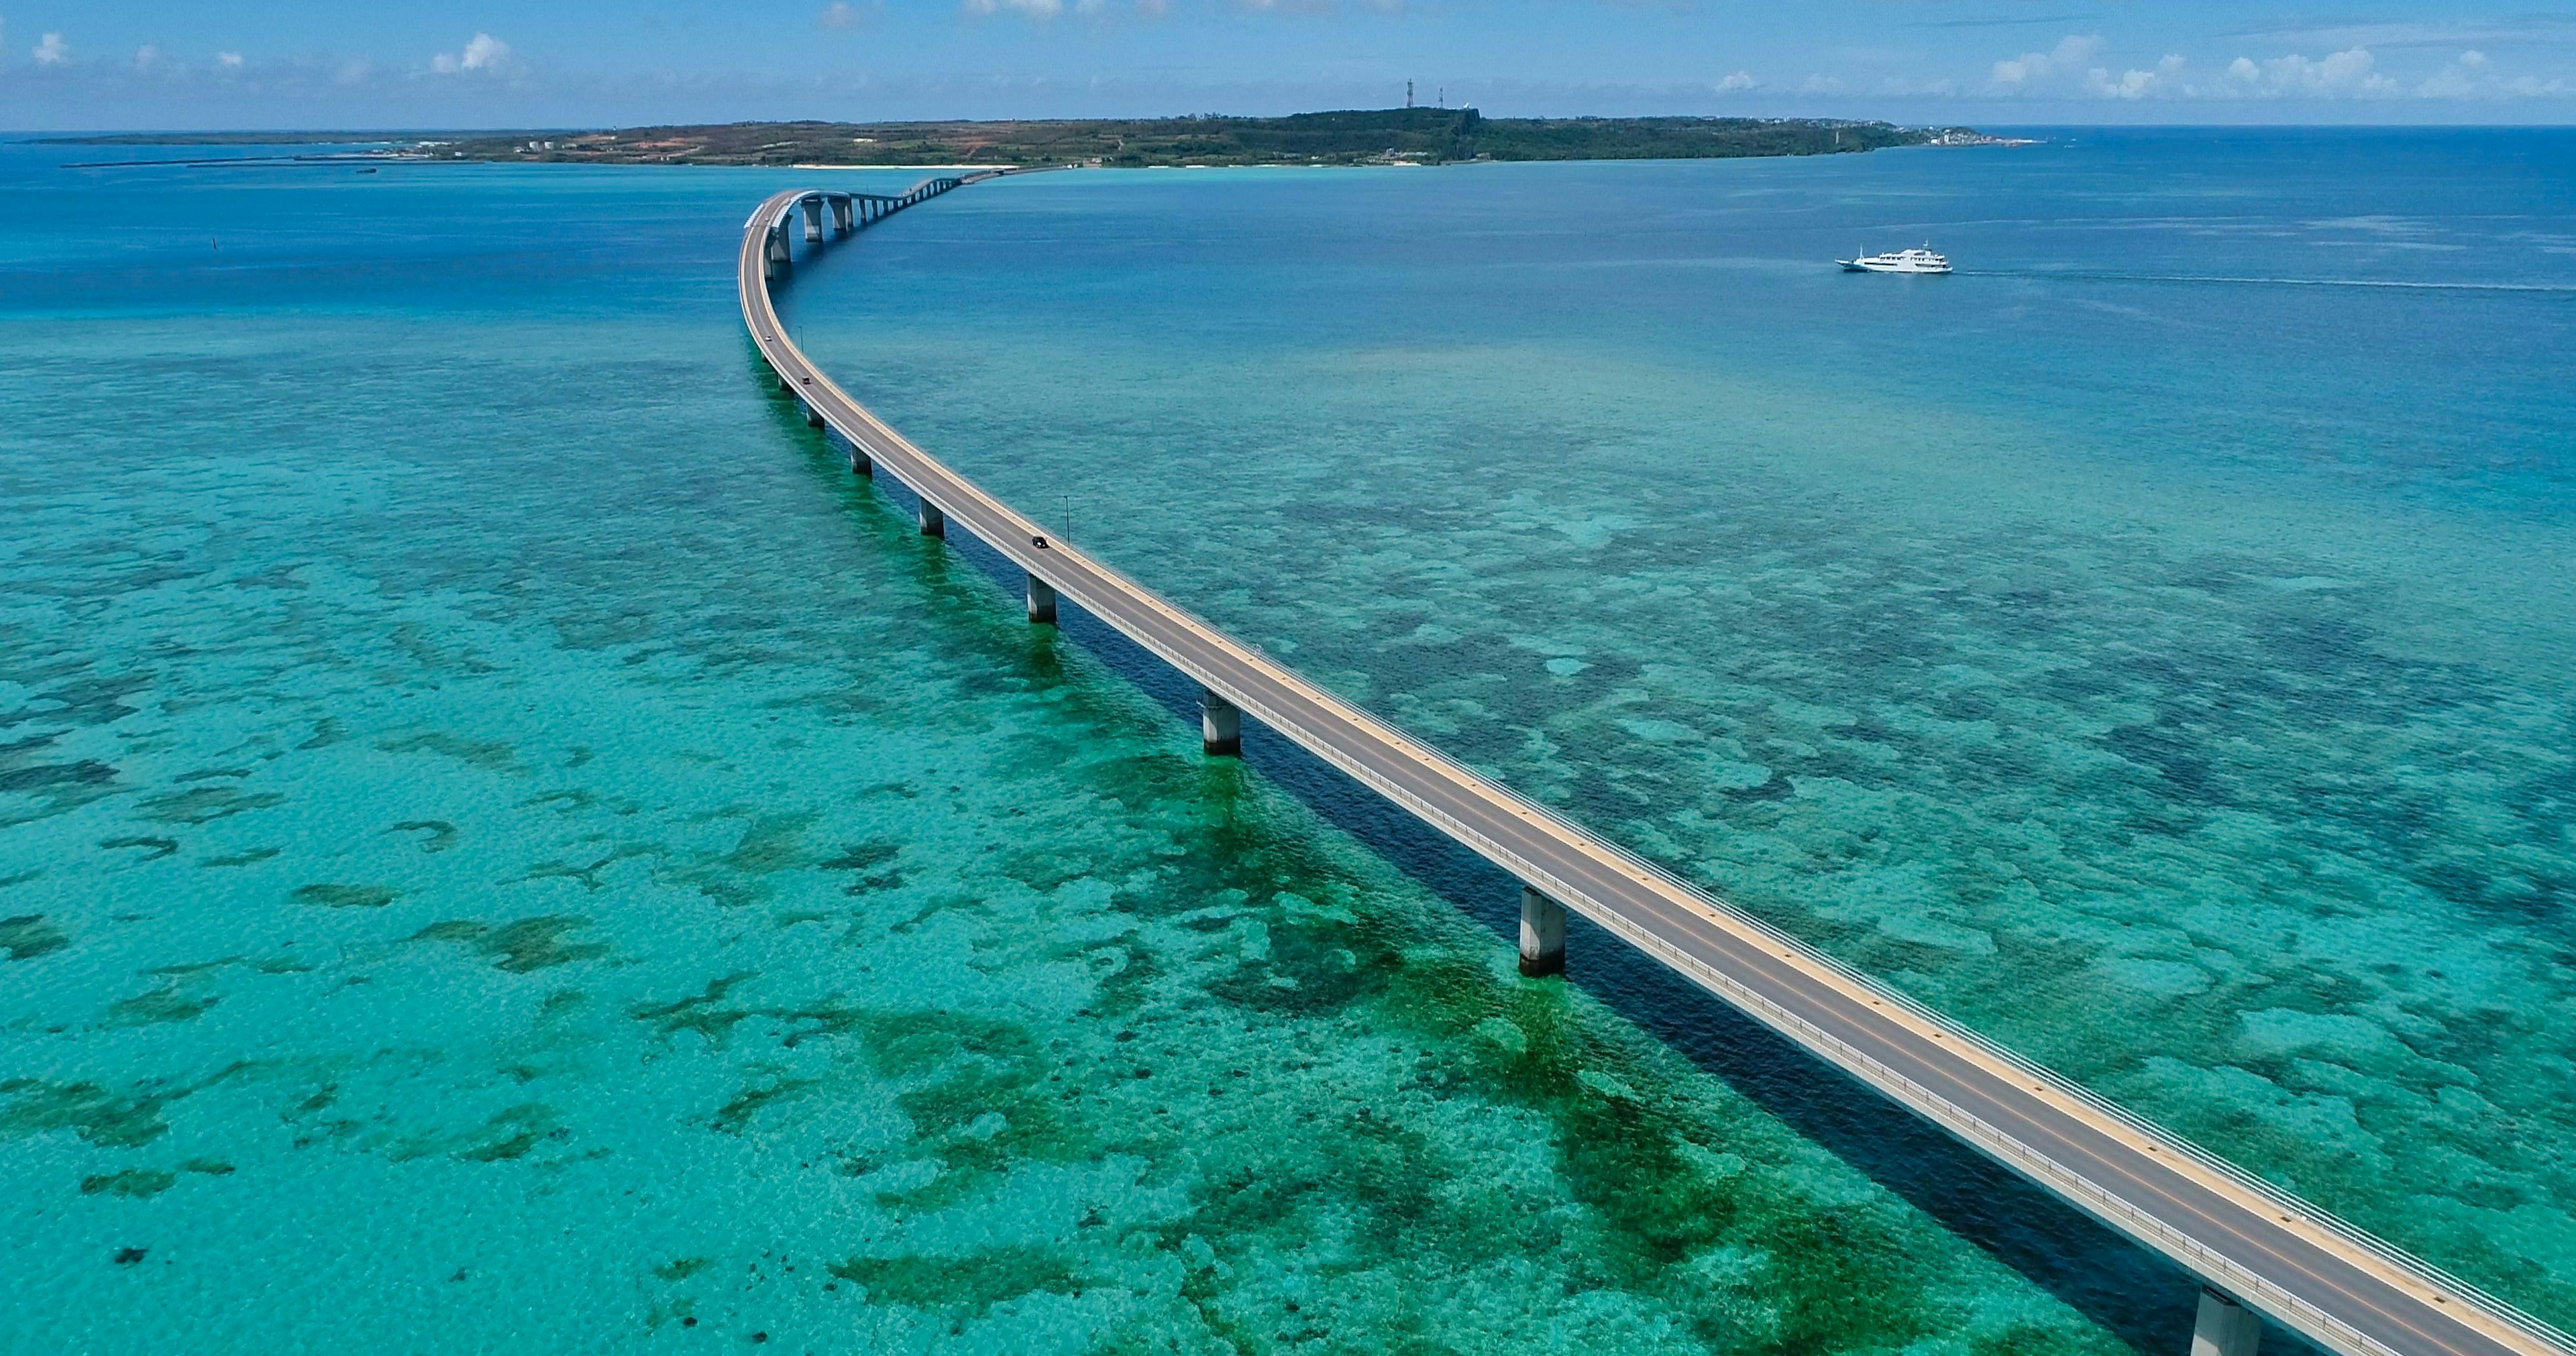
[{"xmin": 5, "ymin": 2, "xmax": 2573, "ymax": 129}]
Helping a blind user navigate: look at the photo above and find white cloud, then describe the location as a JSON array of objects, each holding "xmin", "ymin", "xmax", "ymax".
[
  {"xmin": 133, "ymin": 43, "xmax": 159, "ymax": 69},
  {"xmin": 2419, "ymin": 54, "xmax": 2477, "ymax": 98},
  {"xmin": 218, "ymin": 50, "xmax": 244, "ymax": 68},
  {"xmin": 2087, "ymin": 54, "xmax": 2184, "ymax": 99},
  {"xmin": 2199, "ymin": 46, "xmax": 2404, "ymax": 98},
  {"xmin": 820, "ymin": 2, "xmax": 863, "ymax": 27},
  {"xmin": 2417, "ymin": 48, "xmax": 2567, "ymax": 100},
  {"xmin": 1715, "ymin": 70, "xmax": 1757, "ymax": 93},
  {"xmin": 1799, "ymin": 73, "xmax": 1843, "ymax": 93},
  {"xmin": 1990, "ymin": 34, "xmax": 2100, "ymax": 89},
  {"xmin": 2254, "ymin": 47, "xmax": 2396, "ymax": 97},
  {"xmin": 2205, "ymin": 47, "xmax": 2400, "ymax": 98},
  {"xmin": 1972, "ymin": 34, "xmax": 2519, "ymax": 103},
  {"xmin": 963, "ymin": 0, "xmax": 1063, "ymax": 15},
  {"xmin": 431, "ymin": 32, "xmax": 511, "ymax": 74},
  {"xmin": 34, "ymin": 30, "xmax": 68, "ymax": 66}
]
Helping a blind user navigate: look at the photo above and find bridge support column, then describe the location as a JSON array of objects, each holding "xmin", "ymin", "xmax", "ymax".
[
  {"xmin": 804, "ymin": 402, "xmax": 826, "ymax": 429},
  {"xmin": 831, "ymin": 197, "xmax": 853, "ymax": 233},
  {"xmin": 1201, "ymin": 689, "xmax": 1240, "ymax": 756},
  {"xmin": 1027, "ymin": 575, "xmax": 1057, "ymax": 625},
  {"xmin": 765, "ymin": 227, "xmax": 792, "ymax": 280},
  {"xmin": 918, "ymin": 499, "xmax": 945, "ymax": 538},
  {"xmin": 2188, "ymin": 1291, "xmax": 2259, "ymax": 1356},
  {"xmin": 1520, "ymin": 887, "xmax": 1567, "ymax": 976},
  {"xmin": 849, "ymin": 447, "xmax": 871, "ymax": 478},
  {"xmin": 800, "ymin": 198, "xmax": 824, "ymax": 243}
]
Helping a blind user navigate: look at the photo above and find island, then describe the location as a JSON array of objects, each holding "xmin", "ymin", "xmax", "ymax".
[
  {"xmin": 444, "ymin": 109, "xmax": 1980, "ymax": 166},
  {"xmin": 46, "ymin": 109, "xmax": 2006, "ymax": 169}
]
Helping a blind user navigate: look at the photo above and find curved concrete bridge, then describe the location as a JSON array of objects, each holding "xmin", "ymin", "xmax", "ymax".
[
  {"xmin": 747, "ymin": 178, "xmax": 980, "ymax": 282},
  {"xmin": 737, "ymin": 180, "xmax": 2570, "ymax": 1356}
]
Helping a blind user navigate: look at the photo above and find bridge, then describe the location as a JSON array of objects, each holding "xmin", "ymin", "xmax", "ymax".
[
  {"xmin": 748, "ymin": 177, "xmax": 985, "ymax": 283},
  {"xmin": 737, "ymin": 180, "xmax": 2570, "ymax": 1356}
]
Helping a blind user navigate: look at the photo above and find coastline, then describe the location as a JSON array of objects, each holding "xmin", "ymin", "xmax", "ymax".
[{"xmin": 39, "ymin": 111, "xmax": 2009, "ymax": 171}]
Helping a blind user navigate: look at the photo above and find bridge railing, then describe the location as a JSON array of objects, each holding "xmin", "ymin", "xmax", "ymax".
[
  {"xmin": 1219, "ymin": 635, "xmax": 2575, "ymax": 1356},
  {"xmin": 746, "ymin": 174, "xmax": 969, "ymax": 233},
  {"xmin": 1293, "ymin": 681, "xmax": 2575, "ymax": 1356},
  {"xmin": 747, "ymin": 183, "xmax": 2576, "ymax": 1356}
]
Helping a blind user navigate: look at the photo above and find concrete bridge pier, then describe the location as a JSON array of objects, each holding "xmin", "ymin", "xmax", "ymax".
[
  {"xmin": 849, "ymin": 447, "xmax": 872, "ymax": 478},
  {"xmin": 1026, "ymin": 575, "xmax": 1057, "ymax": 625},
  {"xmin": 800, "ymin": 197, "xmax": 825, "ymax": 243},
  {"xmin": 728, "ymin": 184, "xmax": 2560, "ymax": 1356},
  {"xmin": 804, "ymin": 402, "xmax": 826, "ymax": 429},
  {"xmin": 1520, "ymin": 887, "xmax": 1567, "ymax": 976},
  {"xmin": 830, "ymin": 196, "xmax": 854, "ymax": 233},
  {"xmin": 1201, "ymin": 689, "xmax": 1242, "ymax": 756},
  {"xmin": 2188, "ymin": 1291, "xmax": 2260, "ymax": 1356}
]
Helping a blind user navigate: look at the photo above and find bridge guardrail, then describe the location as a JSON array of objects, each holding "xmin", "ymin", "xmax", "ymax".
[
  {"xmin": 985, "ymin": 327, "xmax": 2574, "ymax": 1356},
  {"xmin": 745, "ymin": 184, "xmax": 2576, "ymax": 1356},
  {"xmin": 1236, "ymin": 642, "xmax": 2575, "ymax": 1356}
]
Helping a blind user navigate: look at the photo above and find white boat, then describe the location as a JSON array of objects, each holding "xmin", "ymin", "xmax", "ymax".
[{"xmin": 1839, "ymin": 245, "xmax": 1951, "ymax": 274}]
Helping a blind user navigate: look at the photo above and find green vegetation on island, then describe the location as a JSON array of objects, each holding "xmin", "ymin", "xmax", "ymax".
[
  {"xmin": 431, "ymin": 109, "xmax": 1985, "ymax": 168},
  {"xmin": 41, "ymin": 109, "xmax": 2010, "ymax": 170}
]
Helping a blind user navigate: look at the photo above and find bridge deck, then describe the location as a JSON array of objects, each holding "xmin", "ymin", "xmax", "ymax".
[{"xmin": 737, "ymin": 184, "xmax": 2565, "ymax": 1356}]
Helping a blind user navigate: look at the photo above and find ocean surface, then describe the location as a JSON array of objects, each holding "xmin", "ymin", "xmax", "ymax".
[{"xmin": 1, "ymin": 128, "xmax": 2570, "ymax": 1353}]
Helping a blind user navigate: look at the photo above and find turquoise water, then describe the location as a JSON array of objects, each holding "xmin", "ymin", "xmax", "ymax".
[
  {"xmin": 783, "ymin": 127, "xmax": 2576, "ymax": 1331},
  {"xmin": 0, "ymin": 129, "xmax": 2567, "ymax": 1352}
]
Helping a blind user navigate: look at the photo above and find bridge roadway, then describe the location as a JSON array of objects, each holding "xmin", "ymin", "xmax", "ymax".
[{"xmin": 738, "ymin": 184, "xmax": 2567, "ymax": 1356}]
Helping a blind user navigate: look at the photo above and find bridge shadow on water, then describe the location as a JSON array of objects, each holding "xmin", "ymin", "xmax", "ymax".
[{"xmin": 764, "ymin": 385, "xmax": 2314, "ymax": 1356}]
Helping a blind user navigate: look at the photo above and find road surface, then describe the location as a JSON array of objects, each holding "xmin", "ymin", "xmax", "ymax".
[{"xmin": 737, "ymin": 185, "xmax": 2567, "ymax": 1356}]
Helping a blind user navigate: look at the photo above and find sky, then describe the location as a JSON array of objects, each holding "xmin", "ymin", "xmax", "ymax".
[{"xmin": 4, "ymin": 2, "xmax": 2574, "ymax": 130}]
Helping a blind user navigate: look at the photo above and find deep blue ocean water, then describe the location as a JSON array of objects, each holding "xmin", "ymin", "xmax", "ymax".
[{"xmin": 3, "ymin": 128, "xmax": 2571, "ymax": 1352}]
